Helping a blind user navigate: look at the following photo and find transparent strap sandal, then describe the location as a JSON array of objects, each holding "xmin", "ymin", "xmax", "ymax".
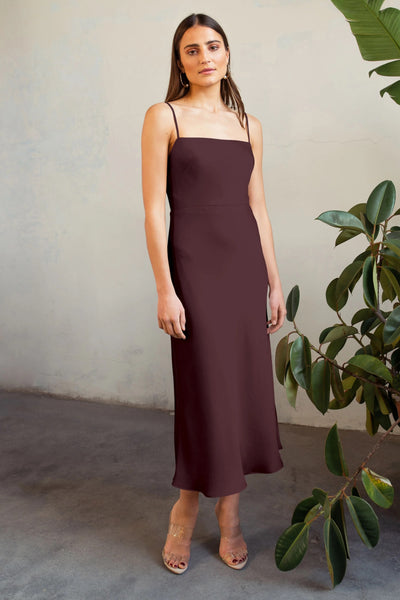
[
  {"xmin": 218, "ymin": 523, "xmax": 248, "ymax": 570},
  {"xmin": 162, "ymin": 522, "xmax": 195, "ymax": 574}
]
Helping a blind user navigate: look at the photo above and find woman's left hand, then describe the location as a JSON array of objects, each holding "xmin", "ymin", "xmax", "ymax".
[{"xmin": 266, "ymin": 286, "xmax": 286, "ymax": 334}]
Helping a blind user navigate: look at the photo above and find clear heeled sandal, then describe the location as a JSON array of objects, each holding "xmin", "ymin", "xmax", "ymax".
[
  {"xmin": 162, "ymin": 521, "xmax": 195, "ymax": 574},
  {"xmin": 218, "ymin": 523, "xmax": 248, "ymax": 570}
]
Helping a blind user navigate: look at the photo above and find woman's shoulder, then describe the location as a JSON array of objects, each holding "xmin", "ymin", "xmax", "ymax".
[
  {"xmin": 144, "ymin": 101, "xmax": 173, "ymax": 118},
  {"xmin": 245, "ymin": 112, "xmax": 262, "ymax": 130},
  {"xmin": 143, "ymin": 102, "xmax": 176, "ymax": 136}
]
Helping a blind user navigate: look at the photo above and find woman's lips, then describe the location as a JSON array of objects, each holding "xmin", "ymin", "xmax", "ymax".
[{"xmin": 200, "ymin": 69, "xmax": 215, "ymax": 73}]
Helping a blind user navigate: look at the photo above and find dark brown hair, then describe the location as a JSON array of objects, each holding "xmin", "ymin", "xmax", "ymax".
[{"xmin": 165, "ymin": 13, "xmax": 246, "ymax": 128}]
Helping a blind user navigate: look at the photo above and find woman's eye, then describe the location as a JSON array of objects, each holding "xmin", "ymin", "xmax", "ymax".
[{"xmin": 187, "ymin": 45, "xmax": 219, "ymax": 55}]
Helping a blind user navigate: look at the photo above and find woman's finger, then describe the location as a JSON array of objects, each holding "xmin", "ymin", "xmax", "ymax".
[{"xmin": 172, "ymin": 317, "xmax": 186, "ymax": 339}]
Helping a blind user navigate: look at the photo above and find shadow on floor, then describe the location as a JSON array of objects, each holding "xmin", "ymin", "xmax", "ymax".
[{"xmin": 0, "ymin": 390, "xmax": 399, "ymax": 600}]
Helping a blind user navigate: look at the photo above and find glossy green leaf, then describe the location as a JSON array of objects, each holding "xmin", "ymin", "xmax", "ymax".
[
  {"xmin": 329, "ymin": 389, "xmax": 355, "ymax": 410},
  {"xmin": 316, "ymin": 210, "xmax": 365, "ymax": 232},
  {"xmin": 329, "ymin": 0, "xmax": 400, "ymax": 106},
  {"xmin": 345, "ymin": 495, "xmax": 379, "ymax": 548},
  {"xmin": 349, "ymin": 203, "xmax": 375, "ymax": 235},
  {"xmin": 381, "ymin": 266, "xmax": 400, "ymax": 299},
  {"xmin": 376, "ymin": 412, "xmax": 392, "ymax": 431},
  {"xmin": 324, "ymin": 518, "xmax": 347, "ymax": 588},
  {"xmin": 352, "ymin": 308, "xmax": 375, "ymax": 325},
  {"xmin": 363, "ymin": 382, "xmax": 376, "ymax": 413},
  {"xmin": 361, "ymin": 468, "xmax": 394, "ymax": 509},
  {"xmin": 326, "ymin": 278, "xmax": 348, "ymax": 312},
  {"xmin": 330, "ymin": 0, "xmax": 400, "ymax": 59},
  {"xmin": 275, "ymin": 522, "xmax": 310, "ymax": 571},
  {"xmin": 384, "ymin": 241, "xmax": 400, "ymax": 258},
  {"xmin": 342, "ymin": 375, "xmax": 355, "ymax": 391},
  {"xmin": 275, "ymin": 335, "xmax": 290, "ymax": 385},
  {"xmin": 366, "ymin": 407, "xmax": 379, "ymax": 436},
  {"xmin": 391, "ymin": 347, "xmax": 400, "ymax": 371},
  {"xmin": 284, "ymin": 364, "xmax": 298, "ymax": 408},
  {"xmin": 325, "ymin": 424, "xmax": 348, "ymax": 477},
  {"xmin": 319, "ymin": 326, "xmax": 334, "ymax": 344},
  {"xmin": 321, "ymin": 325, "xmax": 358, "ymax": 343},
  {"xmin": 304, "ymin": 504, "xmax": 321, "ymax": 524},
  {"xmin": 366, "ymin": 180, "xmax": 396, "ymax": 225},
  {"xmin": 369, "ymin": 322, "xmax": 385, "ymax": 355},
  {"xmin": 347, "ymin": 355, "xmax": 393, "ymax": 383},
  {"xmin": 310, "ymin": 360, "xmax": 331, "ymax": 414},
  {"xmin": 335, "ymin": 228, "xmax": 360, "ymax": 246},
  {"xmin": 383, "ymin": 305, "xmax": 400, "ymax": 345},
  {"xmin": 381, "ymin": 248, "xmax": 400, "ymax": 271},
  {"xmin": 312, "ymin": 487, "xmax": 328, "ymax": 507},
  {"xmin": 369, "ymin": 59, "xmax": 400, "ymax": 77},
  {"xmin": 286, "ymin": 285, "xmax": 299, "ymax": 322},
  {"xmin": 375, "ymin": 388, "xmax": 391, "ymax": 415},
  {"xmin": 355, "ymin": 385, "xmax": 364, "ymax": 404},
  {"xmin": 290, "ymin": 335, "xmax": 312, "ymax": 390},
  {"xmin": 331, "ymin": 498, "xmax": 350, "ymax": 559},
  {"xmin": 360, "ymin": 316, "xmax": 380, "ymax": 336},
  {"xmin": 330, "ymin": 364, "xmax": 345, "ymax": 404},
  {"xmin": 362, "ymin": 256, "xmax": 378, "ymax": 308},
  {"xmin": 380, "ymin": 267, "xmax": 396, "ymax": 302},
  {"xmin": 291, "ymin": 496, "xmax": 319, "ymax": 525},
  {"xmin": 336, "ymin": 261, "xmax": 363, "ymax": 301},
  {"xmin": 379, "ymin": 79, "xmax": 400, "ymax": 104},
  {"xmin": 326, "ymin": 337, "xmax": 347, "ymax": 359}
]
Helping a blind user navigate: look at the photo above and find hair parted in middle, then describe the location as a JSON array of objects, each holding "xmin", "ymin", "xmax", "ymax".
[{"xmin": 165, "ymin": 13, "xmax": 246, "ymax": 129}]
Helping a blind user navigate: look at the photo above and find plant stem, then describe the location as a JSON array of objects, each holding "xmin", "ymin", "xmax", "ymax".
[
  {"xmin": 308, "ymin": 415, "xmax": 400, "ymax": 523},
  {"xmin": 337, "ymin": 414, "xmax": 400, "ymax": 499},
  {"xmin": 292, "ymin": 320, "xmax": 392, "ymax": 394}
]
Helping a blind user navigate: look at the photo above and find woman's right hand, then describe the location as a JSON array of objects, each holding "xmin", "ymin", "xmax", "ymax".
[{"xmin": 157, "ymin": 291, "xmax": 187, "ymax": 339}]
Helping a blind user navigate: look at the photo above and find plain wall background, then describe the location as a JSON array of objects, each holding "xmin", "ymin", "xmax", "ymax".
[{"xmin": 1, "ymin": 0, "xmax": 400, "ymax": 431}]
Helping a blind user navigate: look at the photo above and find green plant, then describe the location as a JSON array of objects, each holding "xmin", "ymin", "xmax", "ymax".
[
  {"xmin": 273, "ymin": 2, "xmax": 400, "ymax": 586},
  {"xmin": 330, "ymin": 0, "xmax": 400, "ymax": 105},
  {"xmin": 274, "ymin": 180, "xmax": 400, "ymax": 587}
]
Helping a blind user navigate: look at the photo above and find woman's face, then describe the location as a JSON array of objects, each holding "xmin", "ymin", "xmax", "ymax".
[{"xmin": 178, "ymin": 25, "xmax": 229, "ymax": 87}]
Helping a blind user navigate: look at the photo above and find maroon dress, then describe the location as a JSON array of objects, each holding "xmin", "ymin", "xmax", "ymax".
[{"xmin": 165, "ymin": 101, "xmax": 283, "ymax": 498}]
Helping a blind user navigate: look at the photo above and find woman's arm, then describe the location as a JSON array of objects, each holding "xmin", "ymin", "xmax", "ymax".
[
  {"xmin": 247, "ymin": 114, "xmax": 286, "ymax": 334},
  {"xmin": 141, "ymin": 102, "xmax": 186, "ymax": 339}
]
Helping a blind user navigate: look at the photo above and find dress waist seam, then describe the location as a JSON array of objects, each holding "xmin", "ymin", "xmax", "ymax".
[{"xmin": 170, "ymin": 203, "xmax": 250, "ymax": 213}]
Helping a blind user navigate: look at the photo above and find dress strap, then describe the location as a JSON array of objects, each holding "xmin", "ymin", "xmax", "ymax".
[
  {"xmin": 244, "ymin": 112, "xmax": 250, "ymax": 143},
  {"xmin": 165, "ymin": 102, "xmax": 180, "ymax": 139}
]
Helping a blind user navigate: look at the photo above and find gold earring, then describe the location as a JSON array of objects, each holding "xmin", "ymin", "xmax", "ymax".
[{"xmin": 179, "ymin": 71, "xmax": 189, "ymax": 88}]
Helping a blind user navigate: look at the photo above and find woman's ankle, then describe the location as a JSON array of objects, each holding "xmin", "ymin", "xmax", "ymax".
[{"xmin": 172, "ymin": 497, "xmax": 199, "ymax": 522}]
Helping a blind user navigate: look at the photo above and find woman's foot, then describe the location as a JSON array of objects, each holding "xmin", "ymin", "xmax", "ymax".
[
  {"xmin": 162, "ymin": 496, "xmax": 199, "ymax": 574},
  {"xmin": 215, "ymin": 498, "xmax": 248, "ymax": 569}
]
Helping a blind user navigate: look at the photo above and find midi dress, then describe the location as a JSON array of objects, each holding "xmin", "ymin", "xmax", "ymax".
[{"xmin": 165, "ymin": 101, "xmax": 283, "ymax": 498}]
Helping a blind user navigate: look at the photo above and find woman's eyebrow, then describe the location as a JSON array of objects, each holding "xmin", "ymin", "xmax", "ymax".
[{"xmin": 183, "ymin": 40, "xmax": 221, "ymax": 49}]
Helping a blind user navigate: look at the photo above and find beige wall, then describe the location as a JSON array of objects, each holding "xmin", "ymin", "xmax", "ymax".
[{"xmin": 1, "ymin": 0, "xmax": 400, "ymax": 431}]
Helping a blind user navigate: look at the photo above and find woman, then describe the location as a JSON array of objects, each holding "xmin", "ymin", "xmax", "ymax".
[{"xmin": 141, "ymin": 13, "xmax": 286, "ymax": 574}]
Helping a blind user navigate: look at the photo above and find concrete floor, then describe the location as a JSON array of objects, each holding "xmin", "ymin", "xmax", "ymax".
[{"xmin": 0, "ymin": 390, "xmax": 399, "ymax": 600}]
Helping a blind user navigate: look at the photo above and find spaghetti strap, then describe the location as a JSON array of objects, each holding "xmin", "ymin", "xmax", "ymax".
[
  {"xmin": 165, "ymin": 102, "xmax": 180, "ymax": 139},
  {"xmin": 244, "ymin": 112, "xmax": 250, "ymax": 143}
]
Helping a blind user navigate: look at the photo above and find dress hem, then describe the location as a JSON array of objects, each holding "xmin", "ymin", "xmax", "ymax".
[{"xmin": 171, "ymin": 461, "xmax": 284, "ymax": 498}]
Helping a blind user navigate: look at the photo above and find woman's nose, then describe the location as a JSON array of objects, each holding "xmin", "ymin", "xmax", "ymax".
[{"xmin": 199, "ymin": 49, "xmax": 211, "ymax": 62}]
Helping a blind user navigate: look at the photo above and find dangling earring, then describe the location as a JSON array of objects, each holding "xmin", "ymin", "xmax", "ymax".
[
  {"xmin": 179, "ymin": 71, "xmax": 189, "ymax": 88},
  {"xmin": 223, "ymin": 63, "xmax": 231, "ymax": 80}
]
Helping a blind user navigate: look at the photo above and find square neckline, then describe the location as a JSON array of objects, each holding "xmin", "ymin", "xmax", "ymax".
[
  {"xmin": 165, "ymin": 101, "xmax": 252, "ymax": 158},
  {"xmin": 168, "ymin": 136, "xmax": 251, "ymax": 159}
]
